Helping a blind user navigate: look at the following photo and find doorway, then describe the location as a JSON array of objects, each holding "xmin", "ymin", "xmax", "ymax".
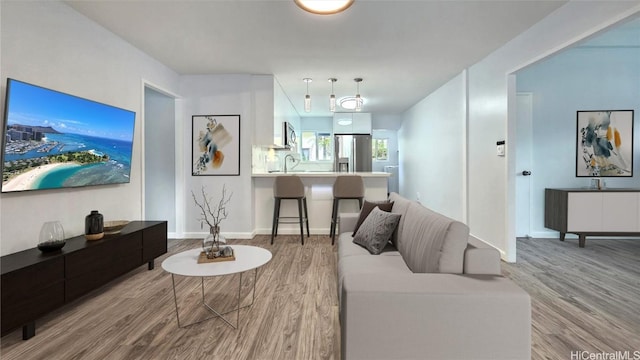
[
  {"xmin": 515, "ymin": 93, "xmax": 533, "ymax": 238},
  {"xmin": 144, "ymin": 86, "xmax": 177, "ymax": 233}
]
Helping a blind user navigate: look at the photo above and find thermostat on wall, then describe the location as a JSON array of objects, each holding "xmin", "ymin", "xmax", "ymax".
[{"xmin": 496, "ymin": 140, "xmax": 505, "ymax": 157}]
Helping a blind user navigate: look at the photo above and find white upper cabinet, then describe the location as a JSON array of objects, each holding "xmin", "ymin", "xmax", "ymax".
[
  {"xmin": 333, "ymin": 113, "xmax": 371, "ymax": 134},
  {"xmin": 352, "ymin": 113, "xmax": 372, "ymax": 134}
]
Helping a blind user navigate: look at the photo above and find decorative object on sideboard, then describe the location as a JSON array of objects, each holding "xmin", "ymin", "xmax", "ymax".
[
  {"xmin": 192, "ymin": 184, "xmax": 235, "ymax": 260},
  {"xmin": 37, "ymin": 221, "xmax": 66, "ymax": 252},
  {"xmin": 104, "ymin": 220, "xmax": 130, "ymax": 235},
  {"xmin": 84, "ymin": 210, "xmax": 104, "ymax": 241}
]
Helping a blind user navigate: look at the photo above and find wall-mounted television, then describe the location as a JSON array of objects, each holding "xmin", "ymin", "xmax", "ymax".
[{"xmin": 1, "ymin": 78, "xmax": 136, "ymax": 193}]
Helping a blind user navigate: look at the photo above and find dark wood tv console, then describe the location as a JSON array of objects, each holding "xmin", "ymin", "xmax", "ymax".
[{"xmin": 1, "ymin": 221, "xmax": 167, "ymax": 340}]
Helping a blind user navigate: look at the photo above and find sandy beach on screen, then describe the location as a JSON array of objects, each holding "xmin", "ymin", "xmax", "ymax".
[{"xmin": 2, "ymin": 163, "xmax": 75, "ymax": 192}]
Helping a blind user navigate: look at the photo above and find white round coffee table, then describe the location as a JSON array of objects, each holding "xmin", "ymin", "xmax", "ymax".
[{"xmin": 162, "ymin": 245, "xmax": 272, "ymax": 329}]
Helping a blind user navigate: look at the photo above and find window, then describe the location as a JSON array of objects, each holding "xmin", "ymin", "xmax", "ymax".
[
  {"xmin": 372, "ymin": 138, "xmax": 388, "ymax": 161},
  {"xmin": 301, "ymin": 131, "xmax": 333, "ymax": 161}
]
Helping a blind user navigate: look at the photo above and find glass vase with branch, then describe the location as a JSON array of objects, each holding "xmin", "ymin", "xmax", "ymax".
[{"xmin": 192, "ymin": 184, "xmax": 233, "ymax": 258}]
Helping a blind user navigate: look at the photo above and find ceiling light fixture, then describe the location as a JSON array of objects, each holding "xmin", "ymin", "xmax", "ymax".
[
  {"xmin": 354, "ymin": 78, "xmax": 363, "ymax": 112},
  {"xmin": 294, "ymin": 0, "xmax": 354, "ymax": 15},
  {"xmin": 329, "ymin": 78, "xmax": 337, "ymax": 112},
  {"xmin": 339, "ymin": 96, "xmax": 366, "ymax": 111},
  {"xmin": 303, "ymin": 78, "xmax": 312, "ymax": 113}
]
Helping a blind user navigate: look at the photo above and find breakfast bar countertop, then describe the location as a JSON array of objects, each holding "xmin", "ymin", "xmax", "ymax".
[
  {"xmin": 252, "ymin": 171, "xmax": 390, "ymax": 234},
  {"xmin": 251, "ymin": 171, "xmax": 391, "ymax": 178}
]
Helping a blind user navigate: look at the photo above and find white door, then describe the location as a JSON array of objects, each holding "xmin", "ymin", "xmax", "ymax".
[{"xmin": 515, "ymin": 93, "xmax": 533, "ymax": 238}]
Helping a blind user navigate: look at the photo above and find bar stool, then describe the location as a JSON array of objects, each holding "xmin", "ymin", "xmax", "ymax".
[
  {"xmin": 271, "ymin": 175, "xmax": 310, "ymax": 245},
  {"xmin": 330, "ymin": 175, "xmax": 364, "ymax": 245}
]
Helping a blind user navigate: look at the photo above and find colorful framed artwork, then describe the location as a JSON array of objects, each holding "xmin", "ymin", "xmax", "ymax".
[
  {"xmin": 576, "ymin": 110, "xmax": 634, "ymax": 177},
  {"xmin": 192, "ymin": 114, "xmax": 240, "ymax": 176}
]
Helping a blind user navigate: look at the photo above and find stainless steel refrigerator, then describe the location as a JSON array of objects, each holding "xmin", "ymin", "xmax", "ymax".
[{"xmin": 334, "ymin": 134, "xmax": 372, "ymax": 172}]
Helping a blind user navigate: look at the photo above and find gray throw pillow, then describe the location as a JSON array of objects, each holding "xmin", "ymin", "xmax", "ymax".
[
  {"xmin": 353, "ymin": 207, "xmax": 401, "ymax": 255},
  {"xmin": 352, "ymin": 200, "xmax": 394, "ymax": 236}
]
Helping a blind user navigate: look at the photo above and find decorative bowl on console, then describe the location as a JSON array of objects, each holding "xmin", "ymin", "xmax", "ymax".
[{"xmin": 104, "ymin": 220, "xmax": 130, "ymax": 235}]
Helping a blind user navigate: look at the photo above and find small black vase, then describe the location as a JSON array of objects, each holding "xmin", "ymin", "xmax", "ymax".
[{"xmin": 85, "ymin": 210, "xmax": 104, "ymax": 240}]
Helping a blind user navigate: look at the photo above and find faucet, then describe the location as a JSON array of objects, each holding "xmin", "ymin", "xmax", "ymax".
[{"xmin": 284, "ymin": 154, "xmax": 295, "ymax": 173}]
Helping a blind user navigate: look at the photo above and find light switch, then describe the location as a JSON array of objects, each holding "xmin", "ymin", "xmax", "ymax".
[{"xmin": 497, "ymin": 144, "xmax": 505, "ymax": 156}]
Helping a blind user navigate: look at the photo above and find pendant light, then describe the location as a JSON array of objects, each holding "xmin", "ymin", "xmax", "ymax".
[
  {"xmin": 303, "ymin": 78, "xmax": 312, "ymax": 112},
  {"xmin": 329, "ymin": 78, "xmax": 337, "ymax": 112},
  {"xmin": 354, "ymin": 78, "xmax": 363, "ymax": 112}
]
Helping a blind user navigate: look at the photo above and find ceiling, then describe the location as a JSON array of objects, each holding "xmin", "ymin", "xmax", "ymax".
[{"xmin": 66, "ymin": 0, "xmax": 567, "ymax": 120}]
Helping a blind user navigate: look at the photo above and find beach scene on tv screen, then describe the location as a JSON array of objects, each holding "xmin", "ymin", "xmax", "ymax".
[{"xmin": 2, "ymin": 80, "xmax": 135, "ymax": 193}]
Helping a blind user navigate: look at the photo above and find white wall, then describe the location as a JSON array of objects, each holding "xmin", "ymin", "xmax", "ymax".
[
  {"xmin": 399, "ymin": 72, "xmax": 466, "ymax": 222},
  {"xmin": 517, "ymin": 46, "xmax": 640, "ymax": 238},
  {"xmin": 178, "ymin": 74, "xmax": 273, "ymax": 239},
  {"xmin": 252, "ymin": 75, "xmax": 275, "ymax": 146},
  {"xmin": 470, "ymin": 1, "xmax": 639, "ymax": 261},
  {"xmin": 273, "ymin": 77, "xmax": 300, "ymax": 149},
  {"xmin": 0, "ymin": 1, "xmax": 179, "ymax": 255},
  {"xmin": 399, "ymin": 1, "xmax": 640, "ymax": 261}
]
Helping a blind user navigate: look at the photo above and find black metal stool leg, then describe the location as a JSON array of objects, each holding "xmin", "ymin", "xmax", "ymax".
[
  {"xmin": 303, "ymin": 197, "xmax": 310, "ymax": 237},
  {"xmin": 297, "ymin": 198, "xmax": 304, "ymax": 245},
  {"xmin": 271, "ymin": 198, "xmax": 281, "ymax": 245},
  {"xmin": 329, "ymin": 198, "xmax": 338, "ymax": 237},
  {"xmin": 331, "ymin": 198, "xmax": 340, "ymax": 245}
]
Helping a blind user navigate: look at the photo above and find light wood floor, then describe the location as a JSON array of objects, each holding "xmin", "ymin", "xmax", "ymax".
[
  {"xmin": 0, "ymin": 235, "xmax": 341, "ymax": 360},
  {"xmin": 1, "ymin": 235, "xmax": 639, "ymax": 359},
  {"xmin": 502, "ymin": 237, "xmax": 640, "ymax": 359}
]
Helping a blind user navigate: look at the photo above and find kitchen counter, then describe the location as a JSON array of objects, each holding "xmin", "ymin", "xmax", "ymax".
[
  {"xmin": 251, "ymin": 171, "xmax": 391, "ymax": 178},
  {"xmin": 252, "ymin": 172, "xmax": 390, "ymax": 236}
]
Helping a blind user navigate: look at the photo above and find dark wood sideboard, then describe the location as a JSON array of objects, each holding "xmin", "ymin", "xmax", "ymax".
[
  {"xmin": 545, "ymin": 188, "xmax": 640, "ymax": 247},
  {"xmin": 1, "ymin": 221, "xmax": 167, "ymax": 340}
]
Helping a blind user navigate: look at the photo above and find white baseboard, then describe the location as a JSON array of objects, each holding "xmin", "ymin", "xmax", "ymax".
[
  {"xmin": 529, "ymin": 230, "xmax": 562, "ymax": 239},
  {"xmin": 170, "ymin": 228, "xmax": 333, "ymax": 239},
  {"xmin": 528, "ymin": 230, "xmax": 640, "ymax": 240},
  {"xmin": 468, "ymin": 233, "xmax": 512, "ymax": 262},
  {"xmin": 176, "ymin": 231, "xmax": 256, "ymax": 240},
  {"xmin": 254, "ymin": 228, "xmax": 331, "ymax": 235}
]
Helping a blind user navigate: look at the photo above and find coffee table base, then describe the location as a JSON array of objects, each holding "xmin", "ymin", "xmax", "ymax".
[{"xmin": 170, "ymin": 268, "xmax": 258, "ymax": 329}]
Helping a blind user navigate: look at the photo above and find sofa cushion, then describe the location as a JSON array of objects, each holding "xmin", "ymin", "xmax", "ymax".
[
  {"xmin": 353, "ymin": 207, "xmax": 401, "ymax": 255},
  {"xmin": 389, "ymin": 192, "xmax": 412, "ymax": 247},
  {"xmin": 352, "ymin": 200, "xmax": 394, "ymax": 236},
  {"xmin": 338, "ymin": 232, "xmax": 400, "ymax": 259},
  {"xmin": 397, "ymin": 202, "xmax": 469, "ymax": 273},
  {"xmin": 338, "ymin": 251, "xmax": 411, "ymax": 299}
]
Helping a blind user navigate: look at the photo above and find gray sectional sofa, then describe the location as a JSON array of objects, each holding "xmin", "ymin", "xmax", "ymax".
[{"xmin": 338, "ymin": 192, "xmax": 531, "ymax": 360}]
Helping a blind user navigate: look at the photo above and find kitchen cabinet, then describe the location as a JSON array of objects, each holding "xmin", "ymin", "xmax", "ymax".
[
  {"xmin": 544, "ymin": 188, "xmax": 640, "ymax": 247},
  {"xmin": 333, "ymin": 113, "xmax": 371, "ymax": 134}
]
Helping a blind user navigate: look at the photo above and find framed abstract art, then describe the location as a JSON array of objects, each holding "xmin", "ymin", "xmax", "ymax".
[
  {"xmin": 192, "ymin": 114, "xmax": 240, "ymax": 176},
  {"xmin": 576, "ymin": 110, "xmax": 634, "ymax": 177}
]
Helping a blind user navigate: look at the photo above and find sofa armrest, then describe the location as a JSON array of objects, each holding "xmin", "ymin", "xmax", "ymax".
[
  {"xmin": 341, "ymin": 273, "xmax": 530, "ymax": 360},
  {"xmin": 464, "ymin": 245, "xmax": 502, "ymax": 275},
  {"xmin": 339, "ymin": 212, "xmax": 360, "ymax": 234}
]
